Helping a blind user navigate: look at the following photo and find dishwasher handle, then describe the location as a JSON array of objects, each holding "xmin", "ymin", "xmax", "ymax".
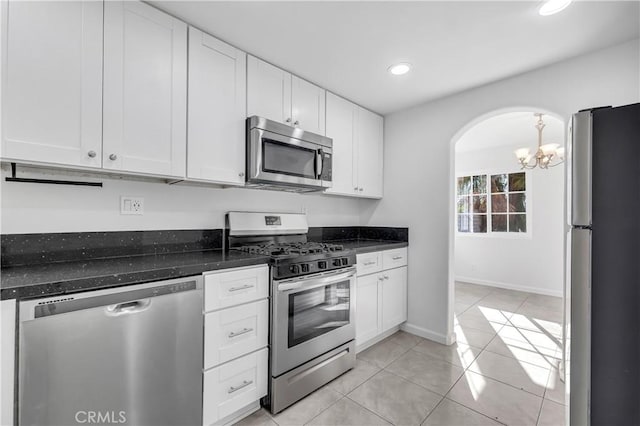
[
  {"xmin": 24, "ymin": 278, "xmax": 201, "ymax": 321},
  {"xmin": 105, "ymin": 299, "xmax": 151, "ymax": 316}
]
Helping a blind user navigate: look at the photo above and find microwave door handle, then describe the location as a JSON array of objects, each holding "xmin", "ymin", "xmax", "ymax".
[{"xmin": 316, "ymin": 149, "xmax": 324, "ymax": 179}]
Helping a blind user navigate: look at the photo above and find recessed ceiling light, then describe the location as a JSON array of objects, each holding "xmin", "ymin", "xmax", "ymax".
[
  {"xmin": 388, "ymin": 63, "xmax": 411, "ymax": 76},
  {"xmin": 539, "ymin": 0, "xmax": 572, "ymax": 16}
]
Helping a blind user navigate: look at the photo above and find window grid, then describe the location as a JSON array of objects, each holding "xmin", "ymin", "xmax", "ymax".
[{"xmin": 457, "ymin": 172, "xmax": 527, "ymax": 234}]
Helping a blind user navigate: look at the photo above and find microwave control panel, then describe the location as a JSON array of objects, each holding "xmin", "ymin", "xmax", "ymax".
[{"xmin": 320, "ymin": 152, "xmax": 332, "ymax": 182}]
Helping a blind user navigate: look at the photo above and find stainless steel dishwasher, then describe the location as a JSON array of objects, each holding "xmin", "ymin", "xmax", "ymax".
[{"xmin": 18, "ymin": 276, "xmax": 203, "ymax": 426}]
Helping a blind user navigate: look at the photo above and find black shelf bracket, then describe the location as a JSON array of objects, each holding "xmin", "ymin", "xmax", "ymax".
[{"xmin": 5, "ymin": 163, "xmax": 103, "ymax": 187}]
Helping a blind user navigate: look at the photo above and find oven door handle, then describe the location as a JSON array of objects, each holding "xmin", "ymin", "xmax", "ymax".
[{"xmin": 277, "ymin": 269, "xmax": 355, "ymax": 292}]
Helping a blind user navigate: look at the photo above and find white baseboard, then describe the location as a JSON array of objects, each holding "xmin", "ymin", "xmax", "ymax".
[
  {"xmin": 220, "ymin": 401, "xmax": 261, "ymax": 426},
  {"xmin": 455, "ymin": 276, "xmax": 563, "ymax": 298},
  {"xmin": 401, "ymin": 323, "xmax": 455, "ymax": 345},
  {"xmin": 356, "ymin": 326, "xmax": 400, "ymax": 353}
]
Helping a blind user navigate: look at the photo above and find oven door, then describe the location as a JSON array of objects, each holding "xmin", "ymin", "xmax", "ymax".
[
  {"xmin": 248, "ymin": 127, "xmax": 331, "ymax": 189},
  {"xmin": 272, "ymin": 267, "xmax": 355, "ymax": 377}
]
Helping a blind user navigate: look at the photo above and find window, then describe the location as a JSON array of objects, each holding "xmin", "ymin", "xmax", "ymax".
[{"xmin": 456, "ymin": 172, "xmax": 527, "ymax": 234}]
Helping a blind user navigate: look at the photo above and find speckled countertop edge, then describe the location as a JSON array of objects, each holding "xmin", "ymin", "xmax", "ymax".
[{"xmin": 1, "ymin": 240, "xmax": 408, "ymax": 300}]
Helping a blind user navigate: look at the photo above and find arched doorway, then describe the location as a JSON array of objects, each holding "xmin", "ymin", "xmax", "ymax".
[{"xmin": 446, "ymin": 108, "xmax": 567, "ymax": 421}]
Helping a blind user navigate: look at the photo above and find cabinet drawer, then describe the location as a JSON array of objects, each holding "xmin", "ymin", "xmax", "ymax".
[
  {"xmin": 382, "ymin": 247, "xmax": 408, "ymax": 270},
  {"xmin": 204, "ymin": 265, "xmax": 268, "ymax": 312},
  {"xmin": 203, "ymin": 348, "xmax": 268, "ymax": 426},
  {"xmin": 356, "ymin": 252, "xmax": 382, "ymax": 276},
  {"xmin": 204, "ymin": 300, "xmax": 268, "ymax": 369}
]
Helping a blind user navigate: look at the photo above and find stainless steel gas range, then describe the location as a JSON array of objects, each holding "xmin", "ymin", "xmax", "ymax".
[{"xmin": 226, "ymin": 212, "xmax": 356, "ymax": 414}]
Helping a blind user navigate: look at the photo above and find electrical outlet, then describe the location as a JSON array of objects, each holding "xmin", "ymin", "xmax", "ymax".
[{"xmin": 121, "ymin": 196, "xmax": 144, "ymax": 215}]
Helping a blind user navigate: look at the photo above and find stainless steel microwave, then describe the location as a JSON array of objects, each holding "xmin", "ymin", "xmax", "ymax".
[{"xmin": 246, "ymin": 116, "xmax": 332, "ymax": 192}]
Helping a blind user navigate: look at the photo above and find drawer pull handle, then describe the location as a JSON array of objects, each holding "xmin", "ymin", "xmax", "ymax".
[
  {"xmin": 228, "ymin": 284, "xmax": 254, "ymax": 292},
  {"xmin": 228, "ymin": 380, "xmax": 253, "ymax": 394},
  {"xmin": 228, "ymin": 327, "xmax": 254, "ymax": 338},
  {"xmin": 392, "ymin": 256, "xmax": 403, "ymax": 260},
  {"xmin": 364, "ymin": 261, "xmax": 376, "ymax": 266}
]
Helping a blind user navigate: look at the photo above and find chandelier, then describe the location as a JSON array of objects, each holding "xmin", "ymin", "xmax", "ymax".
[{"xmin": 514, "ymin": 113, "xmax": 565, "ymax": 169}]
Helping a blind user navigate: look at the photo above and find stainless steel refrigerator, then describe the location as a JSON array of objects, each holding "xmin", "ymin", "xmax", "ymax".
[{"xmin": 566, "ymin": 103, "xmax": 640, "ymax": 425}]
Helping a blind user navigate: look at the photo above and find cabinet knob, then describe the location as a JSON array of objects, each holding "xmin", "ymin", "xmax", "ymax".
[
  {"xmin": 359, "ymin": 187, "xmax": 364, "ymax": 192},
  {"xmin": 354, "ymin": 187, "xmax": 358, "ymax": 191},
  {"xmin": 87, "ymin": 150, "xmax": 97, "ymax": 158},
  {"xmin": 109, "ymin": 154, "xmax": 117, "ymax": 161},
  {"xmin": 239, "ymin": 172, "xmax": 245, "ymax": 177},
  {"xmin": 384, "ymin": 275, "xmax": 390, "ymax": 280},
  {"xmin": 285, "ymin": 118, "xmax": 292, "ymax": 123},
  {"xmin": 294, "ymin": 120, "xmax": 300, "ymax": 126}
]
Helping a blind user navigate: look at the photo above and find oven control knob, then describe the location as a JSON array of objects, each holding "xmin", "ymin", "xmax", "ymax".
[
  {"xmin": 318, "ymin": 261, "xmax": 327, "ymax": 269},
  {"xmin": 290, "ymin": 264, "xmax": 300, "ymax": 274},
  {"xmin": 333, "ymin": 259, "xmax": 342, "ymax": 267},
  {"xmin": 341, "ymin": 258, "xmax": 349, "ymax": 266},
  {"xmin": 301, "ymin": 264, "xmax": 310, "ymax": 273}
]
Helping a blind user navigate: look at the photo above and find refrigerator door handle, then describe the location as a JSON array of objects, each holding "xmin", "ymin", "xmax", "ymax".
[
  {"xmin": 568, "ymin": 228, "xmax": 592, "ymax": 426},
  {"xmin": 570, "ymin": 110, "xmax": 592, "ymax": 226}
]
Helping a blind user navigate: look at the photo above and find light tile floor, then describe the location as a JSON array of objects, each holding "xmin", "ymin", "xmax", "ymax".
[{"xmin": 235, "ymin": 283, "xmax": 565, "ymax": 426}]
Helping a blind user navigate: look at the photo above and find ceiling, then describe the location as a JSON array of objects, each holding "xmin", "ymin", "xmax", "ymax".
[
  {"xmin": 455, "ymin": 111, "xmax": 565, "ymax": 153},
  {"xmin": 151, "ymin": 1, "xmax": 640, "ymax": 115}
]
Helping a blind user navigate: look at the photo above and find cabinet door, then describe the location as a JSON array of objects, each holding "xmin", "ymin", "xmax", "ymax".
[
  {"xmin": 247, "ymin": 55, "xmax": 291, "ymax": 124},
  {"xmin": 2, "ymin": 1, "xmax": 102, "ymax": 168},
  {"xmin": 187, "ymin": 27, "xmax": 246, "ymax": 184},
  {"xmin": 291, "ymin": 76, "xmax": 325, "ymax": 135},
  {"xmin": 325, "ymin": 93, "xmax": 357, "ymax": 196},
  {"xmin": 356, "ymin": 274, "xmax": 381, "ymax": 346},
  {"xmin": 356, "ymin": 107, "xmax": 384, "ymax": 198},
  {"xmin": 381, "ymin": 266, "xmax": 408, "ymax": 331},
  {"xmin": 103, "ymin": 1, "xmax": 187, "ymax": 177}
]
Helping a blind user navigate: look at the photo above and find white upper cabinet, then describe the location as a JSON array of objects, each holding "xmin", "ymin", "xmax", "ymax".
[
  {"xmin": 1, "ymin": 0, "xmax": 103, "ymax": 168},
  {"xmin": 325, "ymin": 94, "xmax": 383, "ymax": 198},
  {"xmin": 247, "ymin": 56, "xmax": 325, "ymax": 135},
  {"xmin": 356, "ymin": 107, "xmax": 384, "ymax": 198},
  {"xmin": 247, "ymin": 56, "xmax": 291, "ymax": 125},
  {"xmin": 103, "ymin": 1, "xmax": 187, "ymax": 178},
  {"xmin": 291, "ymin": 76, "xmax": 326, "ymax": 135},
  {"xmin": 325, "ymin": 93, "xmax": 356, "ymax": 195},
  {"xmin": 187, "ymin": 27, "xmax": 246, "ymax": 185}
]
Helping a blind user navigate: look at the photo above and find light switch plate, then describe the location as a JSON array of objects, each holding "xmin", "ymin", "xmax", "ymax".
[{"xmin": 121, "ymin": 196, "xmax": 144, "ymax": 215}]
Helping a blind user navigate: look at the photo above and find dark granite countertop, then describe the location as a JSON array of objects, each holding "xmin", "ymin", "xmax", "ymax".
[
  {"xmin": 1, "ymin": 226, "xmax": 408, "ymax": 300},
  {"xmin": 333, "ymin": 239, "xmax": 409, "ymax": 254},
  {"xmin": 1, "ymin": 250, "xmax": 270, "ymax": 300}
]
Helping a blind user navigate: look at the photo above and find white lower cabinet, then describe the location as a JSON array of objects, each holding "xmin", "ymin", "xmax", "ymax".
[
  {"xmin": 203, "ymin": 348, "xmax": 268, "ymax": 426},
  {"xmin": 355, "ymin": 248, "xmax": 408, "ymax": 349},
  {"xmin": 204, "ymin": 299, "xmax": 268, "ymax": 369},
  {"xmin": 381, "ymin": 267, "xmax": 408, "ymax": 331},
  {"xmin": 0, "ymin": 299, "xmax": 16, "ymax": 425},
  {"xmin": 202, "ymin": 265, "xmax": 269, "ymax": 426},
  {"xmin": 355, "ymin": 274, "xmax": 381, "ymax": 345}
]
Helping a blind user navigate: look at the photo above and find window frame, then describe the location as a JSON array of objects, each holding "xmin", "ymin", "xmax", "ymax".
[{"xmin": 455, "ymin": 169, "xmax": 532, "ymax": 239}]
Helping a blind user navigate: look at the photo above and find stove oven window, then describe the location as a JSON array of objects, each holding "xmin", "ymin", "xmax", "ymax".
[{"xmin": 288, "ymin": 281, "xmax": 350, "ymax": 347}]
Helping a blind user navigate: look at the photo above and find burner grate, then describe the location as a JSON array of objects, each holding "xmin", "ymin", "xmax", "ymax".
[{"xmin": 238, "ymin": 242, "xmax": 344, "ymax": 256}]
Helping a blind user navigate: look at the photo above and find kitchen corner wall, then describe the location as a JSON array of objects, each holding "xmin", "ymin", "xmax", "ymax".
[
  {"xmin": 455, "ymin": 143, "xmax": 564, "ymax": 297},
  {"xmin": 0, "ymin": 167, "xmax": 368, "ymax": 234},
  {"xmin": 361, "ymin": 38, "xmax": 640, "ymax": 344}
]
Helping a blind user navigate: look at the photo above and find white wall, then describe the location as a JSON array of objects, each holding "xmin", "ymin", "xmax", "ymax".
[
  {"xmin": 361, "ymin": 39, "xmax": 640, "ymax": 344},
  {"xmin": 455, "ymin": 142, "xmax": 564, "ymax": 297},
  {"xmin": 0, "ymin": 166, "xmax": 367, "ymax": 234}
]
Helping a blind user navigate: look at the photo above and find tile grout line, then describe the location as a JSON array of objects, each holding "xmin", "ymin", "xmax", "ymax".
[
  {"xmin": 438, "ymin": 361, "xmax": 508, "ymax": 426},
  {"xmin": 344, "ymin": 394, "xmax": 396, "ymax": 425},
  {"xmin": 300, "ymin": 393, "xmax": 344, "ymax": 426}
]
